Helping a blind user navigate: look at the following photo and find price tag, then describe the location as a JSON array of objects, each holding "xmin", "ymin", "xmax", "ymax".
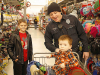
[
  {"xmin": 4, "ymin": 5, "xmax": 6, "ymax": 9},
  {"xmin": 4, "ymin": 16, "xmax": 7, "ymax": 21},
  {"xmin": 3, "ymin": 23, "xmax": 8, "ymax": 26},
  {"xmin": 9, "ymin": 23, "xmax": 12, "ymax": 25},
  {"xmin": 11, "ymin": 29, "xmax": 13, "ymax": 31},
  {"xmin": 12, "ymin": 21, "xmax": 15, "ymax": 24},
  {"xmin": 0, "ymin": 29, "xmax": 2, "ymax": 33}
]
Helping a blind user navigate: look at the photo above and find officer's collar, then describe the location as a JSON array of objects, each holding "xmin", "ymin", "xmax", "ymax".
[{"xmin": 62, "ymin": 14, "xmax": 67, "ymax": 20}]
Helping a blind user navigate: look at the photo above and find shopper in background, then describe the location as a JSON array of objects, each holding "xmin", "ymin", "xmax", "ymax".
[
  {"xmin": 27, "ymin": 17, "xmax": 29, "ymax": 26},
  {"xmin": 44, "ymin": 2, "xmax": 89, "ymax": 61},
  {"xmin": 34, "ymin": 17, "xmax": 38, "ymax": 29},
  {"xmin": 7, "ymin": 19, "xmax": 33, "ymax": 75}
]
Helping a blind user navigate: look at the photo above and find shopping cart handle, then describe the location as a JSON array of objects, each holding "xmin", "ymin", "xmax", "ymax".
[
  {"xmin": 72, "ymin": 52, "xmax": 79, "ymax": 60},
  {"xmin": 33, "ymin": 52, "xmax": 79, "ymax": 60},
  {"xmin": 32, "ymin": 52, "xmax": 91, "ymax": 75},
  {"xmin": 33, "ymin": 52, "xmax": 55, "ymax": 55}
]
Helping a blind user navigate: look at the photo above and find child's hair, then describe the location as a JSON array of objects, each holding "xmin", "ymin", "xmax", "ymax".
[
  {"xmin": 58, "ymin": 35, "xmax": 73, "ymax": 45},
  {"xmin": 18, "ymin": 18, "xmax": 27, "ymax": 25}
]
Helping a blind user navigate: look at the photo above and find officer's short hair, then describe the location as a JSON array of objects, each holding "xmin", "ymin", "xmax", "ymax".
[{"xmin": 58, "ymin": 35, "xmax": 73, "ymax": 45}]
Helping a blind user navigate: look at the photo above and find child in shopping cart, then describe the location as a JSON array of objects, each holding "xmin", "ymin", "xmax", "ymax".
[{"xmin": 47, "ymin": 35, "xmax": 79, "ymax": 75}]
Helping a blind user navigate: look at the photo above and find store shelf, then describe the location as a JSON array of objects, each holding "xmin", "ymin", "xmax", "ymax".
[
  {"xmin": 28, "ymin": 25, "xmax": 39, "ymax": 28},
  {"xmin": 39, "ymin": 30, "xmax": 44, "ymax": 35},
  {"xmin": 42, "ymin": 27, "xmax": 45, "ymax": 30}
]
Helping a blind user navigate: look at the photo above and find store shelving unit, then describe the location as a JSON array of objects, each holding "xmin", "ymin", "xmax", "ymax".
[
  {"xmin": 0, "ymin": 0, "xmax": 23, "ymax": 74},
  {"xmin": 0, "ymin": 13, "xmax": 19, "ymax": 74},
  {"xmin": 38, "ymin": 14, "xmax": 50, "ymax": 34},
  {"xmin": 38, "ymin": 3, "xmax": 51, "ymax": 34}
]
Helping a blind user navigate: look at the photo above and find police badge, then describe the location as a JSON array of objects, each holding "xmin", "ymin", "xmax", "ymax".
[{"xmin": 66, "ymin": 19, "xmax": 70, "ymax": 24}]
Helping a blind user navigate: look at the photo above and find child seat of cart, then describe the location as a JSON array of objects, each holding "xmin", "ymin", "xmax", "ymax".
[{"xmin": 27, "ymin": 52, "xmax": 91, "ymax": 75}]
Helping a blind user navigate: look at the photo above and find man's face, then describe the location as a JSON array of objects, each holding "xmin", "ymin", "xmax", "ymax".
[
  {"xmin": 50, "ymin": 11, "xmax": 62, "ymax": 22},
  {"xmin": 59, "ymin": 40, "xmax": 72, "ymax": 52}
]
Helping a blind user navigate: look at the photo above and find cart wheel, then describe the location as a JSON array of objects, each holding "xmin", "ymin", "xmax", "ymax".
[
  {"xmin": 87, "ymin": 61, "xmax": 95, "ymax": 72},
  {"xmin": 4, "ymin": 74, "xmax": 7, "ymax": 75},
  {"xmin": 0, "ymin": 67, "xmax": 2, "ymax": 71},
  {"xmin": 87, "ymin": 57, "xmax": 92, "ymax": 65},
  {"xmin": 93, "ymin": 66, "xmax": 100, "ymax": 75},
  {"xmin": 0, "ymin": 72, "xmax": 3, "ymax": 75},
  {"xmin": 3, "ymin": 63, "xmax": 7, "ymax": 67}
]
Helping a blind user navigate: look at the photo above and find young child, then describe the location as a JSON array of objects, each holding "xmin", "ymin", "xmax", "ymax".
[
  {"xmin": 7, "ymin": 19, "xmax": 33, "ymax": 75},
  {"xmin": 49, "ymin": 35, "xmax": 79, "ymax": 75}
]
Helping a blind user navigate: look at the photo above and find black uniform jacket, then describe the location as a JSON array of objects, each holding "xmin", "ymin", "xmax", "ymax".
[
  {"xmin": 7, "ymin": 30, "xmax": 33, "ymax": 64},
  {"xmin": 44, "ymin": 14, "xmax": 88, "ymax": 52}
]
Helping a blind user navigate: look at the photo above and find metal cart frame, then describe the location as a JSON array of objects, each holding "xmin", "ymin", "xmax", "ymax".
[{"xmin": 32, "ymin": 52, "xmax": 92, "ymax": 75}]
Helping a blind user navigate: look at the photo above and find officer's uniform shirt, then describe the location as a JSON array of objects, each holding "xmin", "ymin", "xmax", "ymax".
[{"xmin": 44, "ymin": 14, "xmax": 88, "ymax": 52}]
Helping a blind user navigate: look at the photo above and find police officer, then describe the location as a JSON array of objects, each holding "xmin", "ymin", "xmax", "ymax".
[{"xmin": 44, "ymin": 2, "xmax": 89, "ymax": 61}]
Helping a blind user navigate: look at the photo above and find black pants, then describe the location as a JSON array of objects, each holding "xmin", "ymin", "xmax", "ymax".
[{"xmin": 13, "ymin": 61, "xmax": 28, "ymax": 75}]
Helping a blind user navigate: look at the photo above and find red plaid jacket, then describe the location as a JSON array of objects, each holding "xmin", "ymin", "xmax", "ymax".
[{"xmin": 51, "ymin": 50, "xmax": 79, "ymax": 75}]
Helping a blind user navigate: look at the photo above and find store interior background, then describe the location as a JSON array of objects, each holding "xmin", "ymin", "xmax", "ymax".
[
  {"xmin": 27, "ymin": 0, "xmax": 47, "ymax": 15},
  {"xmin": 0, "ymin": 0, "xmax": 100, "ymax": 75},
  {"xmin": 0, "ymin": 0, "xmax": 56, "ymax": 75}
]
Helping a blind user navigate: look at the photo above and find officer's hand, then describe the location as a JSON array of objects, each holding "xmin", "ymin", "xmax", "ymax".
[
  {"xmin": 55, "ymin": 48, "xmax": 60, "ymax": 52},
  {"xmin": 83, "ymin": 52, "xmax": 89, "ymax": 61},
  {"xmin": 60, "ymin": 63, "xmax": 65, "ymax": 68}
]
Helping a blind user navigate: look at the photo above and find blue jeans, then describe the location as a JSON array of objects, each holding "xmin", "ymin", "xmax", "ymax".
[
  {"xmin": 49, "ymin": 69, "xmax": 56, "ymax": 75},
  {"xmin": 49, "ymin": 69, "xmax": 68, "ymax": 75},
  {"xmin": 34, "ymin": 24, "xmax": 37, "ymax": 29}
]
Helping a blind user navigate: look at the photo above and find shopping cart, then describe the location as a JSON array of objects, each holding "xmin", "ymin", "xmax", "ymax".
[{"xmin": 30, "ymin": 52, "xmax": 92, "ymax": 75}]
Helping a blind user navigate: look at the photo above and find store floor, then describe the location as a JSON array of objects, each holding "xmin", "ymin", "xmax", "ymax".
[{"xmin": 3, "ymin": 28, "xmax": 55, "ymax": 75}]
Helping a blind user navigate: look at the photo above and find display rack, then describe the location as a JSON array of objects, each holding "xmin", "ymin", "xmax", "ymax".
[
  {"xmin": 0, "ymin": 0, "xmax": 23, "ymax": 74},
  {"xmin": 38, "ymin": 14, "xmax": 50, "ymax": 34},
  {"xmin": 0, "ymin": 14, "xmax": 18, "ymax": 74},
  {"xmin": 38, "ymin": 3, "xmax": 51, "ymax": 34}
]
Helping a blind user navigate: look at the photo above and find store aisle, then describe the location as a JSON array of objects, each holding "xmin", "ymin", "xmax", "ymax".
[{"xmin": 3, "ymin": 28, "xmax": 55, "ymax": 75}]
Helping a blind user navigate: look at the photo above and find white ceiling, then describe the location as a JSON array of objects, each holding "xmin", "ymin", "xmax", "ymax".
[{"xmin": 27, "ymin": 0, "xmax": 47, "ymax": 5}]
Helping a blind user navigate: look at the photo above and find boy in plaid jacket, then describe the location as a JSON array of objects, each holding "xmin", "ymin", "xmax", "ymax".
[{"xmin": 49, "ymin": 35, "xmax": 79, "ymax": 75}]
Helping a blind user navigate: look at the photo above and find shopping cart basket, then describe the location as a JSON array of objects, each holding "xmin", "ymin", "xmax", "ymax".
[{"xmin": 29, "ymin": 52, "xmax": 92, "ymax": 75}]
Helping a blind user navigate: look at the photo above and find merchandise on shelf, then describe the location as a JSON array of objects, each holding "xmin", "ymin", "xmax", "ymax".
[
  {"xmin": 39, "ymin": 13, "xmax": 51, "ymax": 34},
  {"xmin": 0, "ymin": 0, "xmax": 27, "ymax": 74}
]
